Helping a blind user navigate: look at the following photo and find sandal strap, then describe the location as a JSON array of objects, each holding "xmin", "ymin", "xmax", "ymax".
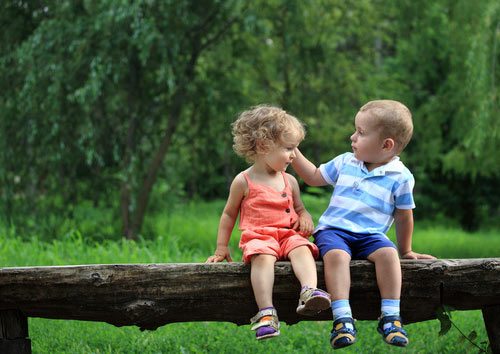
[
  {"xmin": 250, "ymin": 308, "xmax": 280, "ymax": 331},
  {"xmin": 300, "ymin": 287, "xmax": 330, "ymax": 301},
  {"xmin": 378, "ymin": 315, "xmax": 407, "ymax": 336},
  {"xmin": 300, "ymin": 287, "xmax": 313, "ymax": 300},
  {"xmin": 250, "ymin": 308, "xmax": 278, "ymax": 324},
  {"xmin": 250, "ymin": 318, "xmax": 280, "ymax": 331},
  {"xmin": 331, "ymin": 317, "xmax": 357, "ymax": 336}
]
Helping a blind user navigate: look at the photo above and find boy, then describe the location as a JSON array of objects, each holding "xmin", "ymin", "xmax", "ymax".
[{"xmin": 292, "ymin": 100, "xmax": 435, "ymax": 349}]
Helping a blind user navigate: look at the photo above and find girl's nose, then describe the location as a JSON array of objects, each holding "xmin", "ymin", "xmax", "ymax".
[{"xmin": 350, "ymin": 132, "xmax": 356, "ymax": 141}]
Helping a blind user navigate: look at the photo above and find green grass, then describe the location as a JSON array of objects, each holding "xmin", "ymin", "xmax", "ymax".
[
  {"xmin": 28, "ymin": 312, "xmax": 489, "ymax": 354},
  {"xmin": 1, "ymin": 197, "xmax": 497, "ymax": 353}
]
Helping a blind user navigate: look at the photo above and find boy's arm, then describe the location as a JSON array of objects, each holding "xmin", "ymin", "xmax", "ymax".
[
  {"xmin": 394, "ymin": 208, "xmax": 435, "ymax": 259},
  {"xmin": 292, "ymin": 148, "xmax": 328, "ymax": 186},
  {"xmin": 206, "ymin": 174, "xmax": 245, "ymax": 263},
  {"xmin": 288, "ymin": 174, "xmax": 314, "ymax": 236}
]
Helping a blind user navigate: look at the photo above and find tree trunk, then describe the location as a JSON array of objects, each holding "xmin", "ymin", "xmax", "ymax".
[{"xmin": 128, "ymin": 50, "xmax": 199, "ymax": 239}]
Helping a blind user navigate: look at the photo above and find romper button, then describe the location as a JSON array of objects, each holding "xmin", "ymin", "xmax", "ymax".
[
  {"xmin": 281, "ymin": 193, "xmax": 287, "ymax": 198},
  {"xmin": 285, "ymin": 208, "xmax": 290, "ymax": 213},
  {"xmin": 353, "ymin": 181, "xmax": 359, "ymax": 189}
]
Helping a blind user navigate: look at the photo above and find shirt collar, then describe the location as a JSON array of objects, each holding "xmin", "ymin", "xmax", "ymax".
[{"xmin": 349, "ymin": 154, "xmax": 405, "ymax": 175}]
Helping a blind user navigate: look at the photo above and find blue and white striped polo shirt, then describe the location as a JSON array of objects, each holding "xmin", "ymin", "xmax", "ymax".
[{"xmin": 315, "ymin": 152, "xmax": 415, "ymax": 236}]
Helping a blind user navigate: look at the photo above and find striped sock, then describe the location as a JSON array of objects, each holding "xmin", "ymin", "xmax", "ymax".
[
  {"xmin": 381, "ymin": 299, "xmax": 400, "ymax": 317},
  {"xmin": 331, "ymin": 299, "xmax": 352, "ymax": 321}
]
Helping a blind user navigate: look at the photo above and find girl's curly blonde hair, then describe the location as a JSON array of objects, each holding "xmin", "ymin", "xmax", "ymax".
[{"xmin": 232, "ymin": 105, "xmax": 305, "ymax": 162}]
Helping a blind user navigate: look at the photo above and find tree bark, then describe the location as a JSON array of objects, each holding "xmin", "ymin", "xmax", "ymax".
[{"xmin": 0, "ymin": 259, "xmax": 498, "ymax": 332}]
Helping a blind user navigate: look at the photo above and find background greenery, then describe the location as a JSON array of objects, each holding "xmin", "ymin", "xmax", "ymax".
[
  {"xmin": 1, "ymin": 0, "xmax": 499, "ymax": 240},
  {"xmin": 0, "ymin": 1, "xmax": 498, "ymax": 353}
]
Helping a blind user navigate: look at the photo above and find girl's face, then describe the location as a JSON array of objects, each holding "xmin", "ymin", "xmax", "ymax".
[
  {"xmin": 261, "ymin": 136, "xmax": 299, "ymax": 173},
  {"xmin": 350, "ymin": 111, "xmax": 392, "ymax": 168}
]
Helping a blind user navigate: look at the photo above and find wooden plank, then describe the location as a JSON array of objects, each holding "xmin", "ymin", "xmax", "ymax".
[
  {"xmin": 0, "ymin": 310, "xmax": 31, "ymax": 354},
  {"xmin": 0, "ymin": 259, "xmax": 498, "ymax": 331}
]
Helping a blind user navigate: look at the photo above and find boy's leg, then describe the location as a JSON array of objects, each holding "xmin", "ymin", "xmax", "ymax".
[
  {"xmin": 324, "ymin": 249, "xmax": 357, "ymax": 349},
  {"xmin": 367, "ymin": 247, "xmax": 401, "ymax": 300},
  {"xmin": 315, "ymin": 229, "xmax": 357, "ymax": 349},
  {"xmin": 324, "ymin": 249, "xmax": 351, "ymax": 300},
  {"xmin": 367, "ymin": 247, "xmax": 408, "ymax": 347}
]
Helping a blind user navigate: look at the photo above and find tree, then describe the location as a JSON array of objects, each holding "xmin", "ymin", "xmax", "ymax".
[
  {"xmin": 1, "ymin": 1, "xmax": 245, "ymax": 239},
  {"xmin": 388, "ymin": 0, "xmax": 499, "ymax": 229},
  {"xmin": 1, "ymin": 0, "xmax": 498, "ymax": 238}
]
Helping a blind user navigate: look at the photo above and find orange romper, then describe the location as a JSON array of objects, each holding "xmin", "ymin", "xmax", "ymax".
[{"xmin": 238, "ymin": 171, "xmax": 319, "ymax": 263}]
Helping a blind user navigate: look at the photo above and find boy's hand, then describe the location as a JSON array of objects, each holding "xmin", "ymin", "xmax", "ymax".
[
  {"xmin": 206, "ymin": 246, "xmax": 233, "ymax": 263},
  {"xmin": 293, "ymin": 212, "xmax": 314, "ymax": 237},
  {"xmin": 401, "ymin": 251, "xmax": 436, "ymax": 260}
]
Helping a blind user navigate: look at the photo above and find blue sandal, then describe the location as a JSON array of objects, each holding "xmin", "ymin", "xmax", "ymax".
[
  {"xmin": 377, "ymin": 315, "xmax": 409, "ymax": 347},
  {"xmin": 330, "ymin": 317, "xmax": 357, "ymax": 349}
]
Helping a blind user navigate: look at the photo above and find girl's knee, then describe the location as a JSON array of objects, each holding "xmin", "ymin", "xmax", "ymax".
[
  {"xmin": 288, "ymin": 245, "xmax": 312, "ymax": 258},
  {"xmin": 251, "ymin": 254, "xmax": 277, "ymax": 265}
]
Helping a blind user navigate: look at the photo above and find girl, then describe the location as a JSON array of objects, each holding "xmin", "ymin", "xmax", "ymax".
[{"xmin": 206, "ymin": 105, "xmax": 330, "ymax": 340}]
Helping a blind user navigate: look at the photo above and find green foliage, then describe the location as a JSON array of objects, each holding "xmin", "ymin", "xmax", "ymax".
[
  {"xmin": 437, "ymin": 306, "xmax": 490, "ymax": 353},
  {"xmin": 1, "ymin": 0, "xmax": 498, "ymax": 236}
]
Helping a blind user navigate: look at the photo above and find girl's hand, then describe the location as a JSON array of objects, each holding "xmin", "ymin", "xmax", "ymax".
[
  {"xmin": 401, "ymin": 251, "xmax": 436, "ymax": 260},
  {"xmin": 293, "ymin": 212, "xmax": 314, "ymax": 237},
  {"xmin": 206, "ymin": 246, "xmax": 233, "ymax": 263}
]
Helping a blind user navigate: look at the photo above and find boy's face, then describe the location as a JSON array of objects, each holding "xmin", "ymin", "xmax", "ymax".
[{"xmin": 350, "ymin": 111, "xmax": 394, "ymax": 168}]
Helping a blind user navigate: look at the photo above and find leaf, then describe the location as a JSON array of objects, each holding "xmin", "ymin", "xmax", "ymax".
[
  {"xmin": 436, "ymin": 307, "xmax": 452, "ymax": 336},
  {"xmin": 468, "ymin": 331, "xmax": 478, "ymax": 341}
]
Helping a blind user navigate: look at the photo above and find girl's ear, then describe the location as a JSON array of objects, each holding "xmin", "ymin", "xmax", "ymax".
[
  {"xmin": 382, "ymin": 138, "xmax": 395, "ymax": 151},
  {"xmin": 255, "ymin": 139, "xmax": 268, "ymax": 154}
]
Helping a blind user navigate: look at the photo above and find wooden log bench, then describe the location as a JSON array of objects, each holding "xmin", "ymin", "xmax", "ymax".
[{"xmin": 1, "ymin": 258, "xmax": 499, "ymax": 353}]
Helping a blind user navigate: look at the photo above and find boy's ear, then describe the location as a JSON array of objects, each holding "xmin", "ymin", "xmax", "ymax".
[{"xmin": 382, "ymin": 138, "xmax": 395, "ymax": 151}]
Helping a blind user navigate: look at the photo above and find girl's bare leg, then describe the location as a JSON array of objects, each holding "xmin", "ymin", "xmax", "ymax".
[{"xmin": 250, "ymin": 254, "xmax": 277, "ymax": 309}]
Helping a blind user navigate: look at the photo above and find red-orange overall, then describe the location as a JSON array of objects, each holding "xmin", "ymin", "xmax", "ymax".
[{"xmin": 238, "ymin": 172, "xmax": 319, "ymax": 263}]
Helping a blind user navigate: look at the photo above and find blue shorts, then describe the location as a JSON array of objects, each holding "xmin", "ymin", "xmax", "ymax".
[{"xmin": 313, "ymin": 228, "xmax": 396, "ymax": 259}]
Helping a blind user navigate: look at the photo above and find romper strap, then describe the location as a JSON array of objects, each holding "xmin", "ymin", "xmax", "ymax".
[
  {"xmin": 242, "ymin": 171, "xmax": 252, "ymax": 185},
  {"xmin": 280, "ymin": 171, "xmax": 290, "ymax": 189}
]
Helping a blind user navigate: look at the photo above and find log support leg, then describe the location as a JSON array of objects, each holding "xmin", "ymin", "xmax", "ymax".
[
  {"xmin": 0, "ymin": 310, "xmax": 31, "ymax": 354},
  {"xmin": 482, "ymin": 305, "xmax": 500, "ymax": 354}
]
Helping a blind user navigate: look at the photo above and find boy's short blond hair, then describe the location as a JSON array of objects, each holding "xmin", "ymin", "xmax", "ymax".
[
  {"xmin": 360, "ymin": 100, "xmax": 413, "ymax": 154},
  {"xmin": 232, "ymin": 105, "xmax": 305, "ymax": 162}
]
